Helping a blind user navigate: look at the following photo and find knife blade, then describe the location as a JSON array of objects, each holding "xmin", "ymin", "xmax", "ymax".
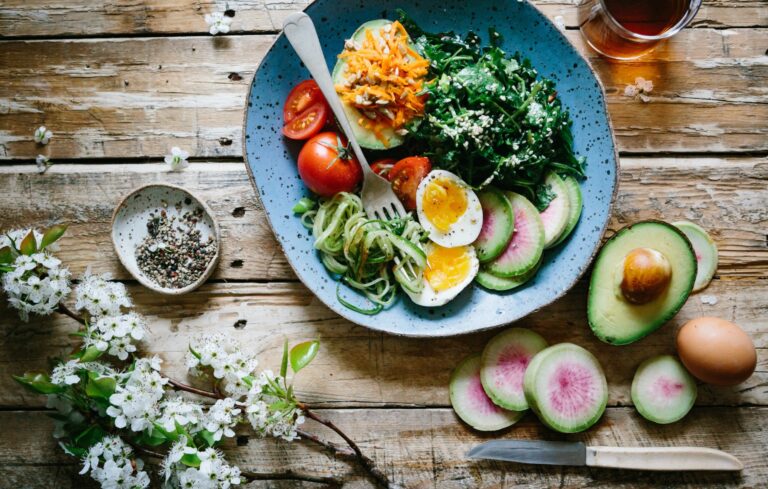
[{"xmin": 467, "ymin": 440, "xmax": 743, "ymax": 471}]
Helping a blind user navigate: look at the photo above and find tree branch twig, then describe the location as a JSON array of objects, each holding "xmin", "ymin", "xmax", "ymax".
[
  {"xmin": 301, "ymin": 407, "xmax": 391, "ymax": 488},
  {"xmin": 57, "ymin": 303, "xmax": 85, "ymax": 325},
  {"xmin": 241, "ymin": 470, "xmax": 342, "ymax": 487},
  {"xmin": 298, "ymin": 428, "xmax": 355, "ymax": 458},
  {"xmin": 166, "ymin": 377, "xmax": 222, "ymax": 400}
]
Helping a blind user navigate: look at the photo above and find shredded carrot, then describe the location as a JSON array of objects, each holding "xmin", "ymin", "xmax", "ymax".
[{"xmin": 334, "ymin": 21, "xmax": 429, "ymax": 145}]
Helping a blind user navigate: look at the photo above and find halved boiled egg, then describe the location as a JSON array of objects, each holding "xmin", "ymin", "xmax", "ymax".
[
  {"xmin": 416, "ymin": 170, "xmax": 483, "ymax": 248},
  {"xmin": 405, "ymin": 242, "xmax": 479, "ymax": 307}
]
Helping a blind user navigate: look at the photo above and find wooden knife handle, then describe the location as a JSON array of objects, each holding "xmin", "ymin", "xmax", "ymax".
[{"xmin": 586, "ymin": 446, "xmax": 743, "ymax": 471}]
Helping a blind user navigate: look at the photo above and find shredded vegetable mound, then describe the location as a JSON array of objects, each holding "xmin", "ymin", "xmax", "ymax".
[
  {"xmin": 297, "ymin": 193, "xmax": 428, "ymax": 314},
  {"xmin": 335, "ymin": 21, "xmax": 430, "ymax": 143}
]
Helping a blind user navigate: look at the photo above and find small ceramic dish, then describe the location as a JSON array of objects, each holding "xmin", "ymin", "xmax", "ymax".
[{"xmin": 111, "ymin": 184, "xmax": 221, "ymax": 295}]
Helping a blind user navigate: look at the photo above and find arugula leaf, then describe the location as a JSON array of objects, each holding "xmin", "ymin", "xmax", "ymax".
[{"xmin": 399, "ymin": 13, "xmax": 586, "ymax": 209}]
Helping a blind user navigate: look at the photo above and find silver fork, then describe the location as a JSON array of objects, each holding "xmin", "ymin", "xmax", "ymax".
[{"xmin": 282, "ymin": 12, "xmax": 407, "ymax": 223}]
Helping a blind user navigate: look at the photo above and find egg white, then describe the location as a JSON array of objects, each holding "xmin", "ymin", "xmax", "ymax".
[
  {"xmin": 404, "ymin": 242, "xmax": 479, "ymax": 307},
  {"xmin": 416, "ymin": 170, "xmax": 483, "ymax": 248}
]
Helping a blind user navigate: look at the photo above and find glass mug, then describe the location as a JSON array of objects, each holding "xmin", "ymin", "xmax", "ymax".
[{"xmin": 578, "ymin": 0, "xmax": 702, "ymax": 60}]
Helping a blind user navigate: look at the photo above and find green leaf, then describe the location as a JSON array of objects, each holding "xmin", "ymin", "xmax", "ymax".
[
  {"xmin": 13, "ymin": 372, "xmax": 64, "ymax": 394},
  {"xmin": 188, "ymin": 344, "xmax": 201, "ymax": 360},
  {"xmin": 85, "ymin": 371, "xmax": 116, "ymax": 400},
  {"xmin": 78, "ymin": 346, "xmax": 104, "ymax": 362},
  {"xmin": 181, "ymin": 452, "xmax": 201, "ymax": 468},
  {"xmin": 269, "ymin": 399, "xmax": 291, "ymax": 412},
  {"xmin": 60, "ymin": 443, "xmax": 87, "ymax": 458},
  {"xmin": 198, "ymin": 429, "xmax": 216, "ymax": 448},
  {"xmin": 280, "ymin": 339, "xmax": 289, "ymax": 378},
  {"xmin": 40, "ymin": 224, "xmax": 67, "ymax": 249},
  {"xmin": 289, "ymin": 340, "xmax": 320, "ymax": 374},
  {"xmin": 153, "ymin": 422, "xmax": 180, "ymax": 443},
  {"xmin": 74, "ymin": 425, "xmax": 106, "ymax": 449},
  {"xmin": 19, "ymin": 230, "xmax": 37, "ymax": 256},
  {"xmin": 0, "ymin": 246, "xmax": 13, "ymax": 265},
  {"xmin": 137, "ymin": 428, "xmax": 167, "ymax": 447},
  {"xmin": 242, "ymin": 375, "xmax": 254, "ymax": 388}
]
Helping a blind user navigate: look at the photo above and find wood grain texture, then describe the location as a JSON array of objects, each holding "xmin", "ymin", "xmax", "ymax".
[
  {"xmin": 1, "ymin": 408, "xmax": 766, "ymax": 488},
  {"xmin": 0, "ymin": 157, "xmax": 765, "ymax": 281},
  {"xmin": 0, "ymin": 0, "xmax": 764, "ymax": 38},
  {"xmin": 1, "ymin": 29, "xmax": 765, "ymax": 159},
  {"xmin": 2, "ymin": 276, "xmax": 765, "ymax": 409}
]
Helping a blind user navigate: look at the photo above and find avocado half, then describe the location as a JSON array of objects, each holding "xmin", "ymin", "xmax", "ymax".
[
  {"xmin": 331, "ymin": 19, "xmax": 407, "ymax": 150},
  {"xmin": 587, "ymin": 220, "xmax": 697, "ymax": 345}
]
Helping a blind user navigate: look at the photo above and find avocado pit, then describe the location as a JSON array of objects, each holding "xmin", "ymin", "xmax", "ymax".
[{"xmin": 620, "ymin": 247, "xmax": 672, "ymax": 304}]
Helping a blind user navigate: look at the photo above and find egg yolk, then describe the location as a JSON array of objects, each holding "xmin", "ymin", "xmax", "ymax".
[
  {"xmin": 425, "ymin": 244, "xmax": 472, "ymax": 291},
  {"xmin": 422, "ymin": 177, "xmax": 468, "ymax": 232}
]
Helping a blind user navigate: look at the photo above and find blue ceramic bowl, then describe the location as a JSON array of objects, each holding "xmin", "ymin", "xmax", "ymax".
[{"xmin": 244, "ymin": 0, "xmax": 618, "ymax": 337}]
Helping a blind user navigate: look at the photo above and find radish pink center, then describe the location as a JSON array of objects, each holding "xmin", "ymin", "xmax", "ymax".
[
  {"xmin": 479, "ymin": 205, "xmax": 495, "ymax": 240},
  {"xmin": 653, "ymin": 376, "xmax": 684, "ymax": 399},
  {"xmin": 469, "ymin": 374, "xmax": 503, "ymax": 414},
  {"xmin": 494, "ymin": 347, "xmax": 529, "ymax": 391},
  {"xmin": 548, "ymin": 362, "xmax": 595, "ymax": 417}
]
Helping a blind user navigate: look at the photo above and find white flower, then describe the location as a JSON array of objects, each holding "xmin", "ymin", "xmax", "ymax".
[
  {"xmin": 245, "ymin": 370, "xmax": 304, "ymax": 441},
  {"xmin": 74, "ymin": 272, "xmax": 132, "ymax": 319},
  {"xmin": 635, "ymin": 76, "xmax": 654, "ymax": 93},
  {"xmin": 164, "ymin": 445, "xmax": 241, "ymax": 489},
  {"xmin": 36, "ymin": 154, "xmax": 51, "ymax": 173},
  {"xmin": 164, "ymin": 146, "xmax": 190, "ymax": 171},
  {"xmin": 51, "ymin": 360, "xmax": 116, "ymax": 386},
  {"xmin": 157, "ymin": 395, "xmax": 204, "ymax": 432},
  {"xmin": 34, "ymin": 126, "xmax": 52, "ymax": 145},
  {"xmin": 81, "ymin": 436, "xmax": 150, "ymax": 489},
  {"xmin": 204, "ymin": 398, "xmax": 241, "ymax": 441},
  {"xmin": 85, "ymin": 312, "xmax": 147, "ymax": 361},
  {"xmin": 106, "ymin": 357, "xmax": 167, "ymax": 432},
  {"xmin": 2, "ymin": 252, "xmax": 71, "ymax": 321},
  {"xmin": 623, "ymin": 84, "xmax": 639, "ymax": 98},
  {"xmin": 187, "ymin": 333, "xmax": 258, "ymax": 398},
  {"xmin": 204, "ymin": 12, "xmax": 232, "ymax": 36}
]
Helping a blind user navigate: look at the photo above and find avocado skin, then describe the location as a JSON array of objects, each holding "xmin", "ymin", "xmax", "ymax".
[{"xmin": 587, "ymin": 220, "xmax": 697, "ymax": 345}]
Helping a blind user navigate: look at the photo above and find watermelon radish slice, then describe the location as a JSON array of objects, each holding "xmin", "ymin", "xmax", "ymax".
[
  {"xmin": 551, "ymin": 176, "xmax": 583, "ymax": 248},
  {"xmin": 449, "ymin": 353, "xmax": 524, "ymax": 431},
  {"xmin": 631, "ymin": 354, "xmax": 697, "ymax": 424},
  {"xmin": 486, "ymin": 192, "xmax": 545, "ymax": 278},
  {"xmin": 475, "ymin": 259, "xmax": 541, "ymax": 292},
  {"xmin": 523, "ymin": 343, "xmax": 608, "ymax": 433},
  {"xmin": 673, "ymin": 221, "xmax": 718, "ymax": 292},
  {"xmin": 539, "ymin": 172, "xmax": 571, "ymax": 249},
  {"xmin": 474, "ymin": 187, "xmax": 515, "ymax": 263},
  {"xmin": 480, "ymin": 328, "xmax": 548, "ymax": 411}
]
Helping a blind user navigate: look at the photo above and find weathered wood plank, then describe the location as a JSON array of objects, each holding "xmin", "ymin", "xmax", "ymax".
[
  {"xmin": 0, "ymin": 0, "xmax": 764, "ymax": 38},
  {"xmin": 0, "ymin": 29, "xmax": 765, "ymax": 159},
  {"xmin": 2, "ymin": 277, "xmax": 765, "ymax": 409},
  {"xmin": 0, "ymin": 157, "xmax": 765, "ymax": 281},
  {"xmin": 1, "ymin": 408, "xmax": 766, "ymax": 488}
]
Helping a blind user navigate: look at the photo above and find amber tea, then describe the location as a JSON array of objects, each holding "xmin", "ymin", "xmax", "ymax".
[{"xmin": 578, "ymin": 0, "xmax": 701, "ymax": 59}]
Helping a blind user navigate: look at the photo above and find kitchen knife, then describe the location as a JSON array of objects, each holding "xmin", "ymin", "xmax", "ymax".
[{"xmin": 467, "ymin": 440, "xmax": 743, "ymax": 471}]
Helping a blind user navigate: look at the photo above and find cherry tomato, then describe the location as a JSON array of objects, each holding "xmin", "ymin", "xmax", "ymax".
[
  {"xmin": 389, "ymin": 156, "xmax": 431, "ymax": 210},
  {"xmin": 298, "ymin": 132, "xmax": 363, "ymax": 197},
  {"xmin": 284, "ymin": 80, "xmax": 325, "ymax": 123},
  {"xmin": 282, "ymin": 101, "xmax": 328, "ymax": 140},
  {"xmin": 370, "ymin": 158, "xmax": 397, "ymax": 179}
]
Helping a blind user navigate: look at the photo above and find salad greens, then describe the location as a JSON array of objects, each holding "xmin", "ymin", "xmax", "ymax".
[
  {"xmin": 297, "ymin": 192, "xmax": 428, "ymax": 314},
  {"xmin": 401, "ymin": 13, "xmax": 586, "ymax": 210}
]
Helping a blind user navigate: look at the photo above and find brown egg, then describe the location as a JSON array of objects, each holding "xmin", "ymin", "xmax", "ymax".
[{"xmin": 676, "ymin": 317, "xmax": 757, "ymax": 386}]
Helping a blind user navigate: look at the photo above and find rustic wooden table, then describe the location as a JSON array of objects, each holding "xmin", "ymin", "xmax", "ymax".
[{"xmin": 1, "ymin": 1, "xmax": 766, "ymax": 488}]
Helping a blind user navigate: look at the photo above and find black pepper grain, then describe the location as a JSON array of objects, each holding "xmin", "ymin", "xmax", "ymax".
[{"xmin": 135, "ymin": 203, "xmax": 217, "ymax": 289}]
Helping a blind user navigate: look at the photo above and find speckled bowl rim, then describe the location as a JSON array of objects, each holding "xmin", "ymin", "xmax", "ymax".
[
  {"xmin": 110, "ymin": 183, "xmax": 222, "ymax": 296},
  {"xmin": 242, "ymin": 1, "xmax": 620, "ymax": 337}
]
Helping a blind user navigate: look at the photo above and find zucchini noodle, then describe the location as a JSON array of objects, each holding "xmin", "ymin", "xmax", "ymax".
[{"xmin": 298, "ymin": 193, "xmax": 428, "ymax": 314}]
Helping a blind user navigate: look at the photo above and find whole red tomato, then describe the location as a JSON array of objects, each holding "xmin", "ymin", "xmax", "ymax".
[{"xmin": 298, "ymin": 132, "xmax": 363, "ymax": 197}]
